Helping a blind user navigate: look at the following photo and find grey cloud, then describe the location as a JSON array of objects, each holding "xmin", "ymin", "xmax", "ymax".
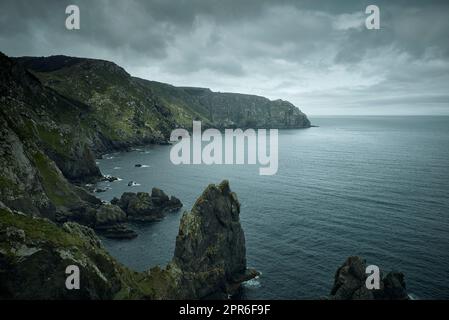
[{"xmin": 1, "ymin": 0, "xmax": 449, "ymax": 115}]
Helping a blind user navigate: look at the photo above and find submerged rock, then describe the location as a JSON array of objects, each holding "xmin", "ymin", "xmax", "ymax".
[{"xmin": 329, "ymin": 256, "xmax": 409, "ymax": 300}]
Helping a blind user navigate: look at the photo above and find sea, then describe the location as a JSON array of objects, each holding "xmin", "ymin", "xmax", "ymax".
[{"xmin": 94, "ymin": 116, "xmax": 449, "ymax": 299}]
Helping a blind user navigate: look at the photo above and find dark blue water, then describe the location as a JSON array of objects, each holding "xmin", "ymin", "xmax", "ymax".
[{"xmin": 96, "ymin": 116, "xmax": 449, "ymax": 299}]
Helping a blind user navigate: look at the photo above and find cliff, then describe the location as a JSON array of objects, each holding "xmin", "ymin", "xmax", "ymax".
[
  {"xmin": 141, "ymin": 80, "xmax": 311, "ymax": 129},
  {"xmin": 15, "ymin": 55, "xmax": 311, "ymax": 133}
]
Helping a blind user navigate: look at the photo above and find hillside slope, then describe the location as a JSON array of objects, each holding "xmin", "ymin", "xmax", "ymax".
[{"xmin": 16, "ymin": 55, "xmax": 311, "ymax": 132}]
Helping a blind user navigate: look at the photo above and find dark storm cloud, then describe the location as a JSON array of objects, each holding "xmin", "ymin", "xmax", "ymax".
[{"xmin": 1, "ymin": 0, "xmax": 449, "ymax": 115}]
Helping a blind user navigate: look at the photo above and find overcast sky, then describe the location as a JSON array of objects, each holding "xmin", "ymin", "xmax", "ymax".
[{"xmin": 1, "ymin": 0, "xmax": 449, "ymax": 115}]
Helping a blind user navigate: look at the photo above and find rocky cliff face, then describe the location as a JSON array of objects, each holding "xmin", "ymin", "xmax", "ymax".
[
  {"xmin": 329, "ymin": 256, "xmax": 409, "ymax": 300},
  {"xmin": 183, "ymin": 87, "xmax": 310, "ymax": 129},
  {"xmin": 15, "ymin": 56, "xmax": 311, "ymax": 132},
  {"xmin": 0, "ymin": 52, "xmax": 97, "ymax": 219},
  {"xmin": 141, "ymin": 80, "xmax": 311, "ymax": 129}
]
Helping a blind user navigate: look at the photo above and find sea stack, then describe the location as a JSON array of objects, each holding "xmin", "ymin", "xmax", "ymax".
[{"xmin": 170, "ymin": 180, "xmax": 258, "ymax": 299}]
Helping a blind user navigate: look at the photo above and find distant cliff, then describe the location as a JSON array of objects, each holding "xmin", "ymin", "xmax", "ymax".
[
  {"xmin": 142, "ymin": 81, "xmax": 311, "ymax": 129},
  {"xmin": 15, "ymin": 55, "xmax": 311, "ymax": 133}
]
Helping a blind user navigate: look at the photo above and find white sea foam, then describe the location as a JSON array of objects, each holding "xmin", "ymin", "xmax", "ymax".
[
  {"xmin": 129, "ymin": 182, "xmax": 141, "ymax": 187},
  {"xmin": 243, "ymin": 277, "xmax": 261, "ymax": 289}
]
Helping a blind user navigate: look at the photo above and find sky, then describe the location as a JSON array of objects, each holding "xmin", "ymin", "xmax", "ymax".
[{"xmin": 1, "ymin": 0, "xmax": 449, "ymax": 115}]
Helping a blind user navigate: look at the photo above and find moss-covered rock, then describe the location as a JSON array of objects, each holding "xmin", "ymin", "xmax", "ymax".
[
  {"xmin": 111, "ymin": 189, "xmax": 183, "ymax": 222},
  {"xmin": 171, "ymin": 180, "xmax": 257, "ymax": 299},
  {"xmin": 0, "ymin": 204, "xmax": 170, "ymax": 299}
]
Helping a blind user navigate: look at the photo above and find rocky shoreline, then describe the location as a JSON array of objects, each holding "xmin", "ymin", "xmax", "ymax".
[{"xmin": 0, "ymin": 181, "xmax": 259, "ymax": 299}]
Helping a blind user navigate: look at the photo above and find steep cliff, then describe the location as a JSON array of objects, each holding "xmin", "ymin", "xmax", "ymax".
[
  {"xmin": 15, "ymin": 55, "xmax": 197, "ymax": 153},
  {"xmin": 141, "ymin": 80, "xmax": 311, "ymax": 129},
  {"xmin": 0, "ymin": 52, "xmax": 99, "ymax": 218},
  {"xmin": 15, "ymin": 55, "xmax": 311, "ymax": 133}
]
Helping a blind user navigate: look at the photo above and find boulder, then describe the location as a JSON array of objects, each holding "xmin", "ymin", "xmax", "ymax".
[
  {"xmin": 113, "ymin": 189, "xmax": 183, "ymax": 222},
  {"xmin": 94, "ymin": 204, "xmax": 137, "ymax": 239},
  {"xmin": 101, "ymin": 175, "xmax": 118, "ymax": 182},
  {"xmin": 329, "ymin": 256, "xmax": 409, "ymax": 300},
  {"xmin": 95, "ymin": 204, "xmax": 127, "ymax": 226},
  {"xmin": 151, "ymin": 188, "xmax": 169, "ymax": 205}
]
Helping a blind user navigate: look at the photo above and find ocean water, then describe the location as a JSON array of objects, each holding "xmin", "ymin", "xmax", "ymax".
[{"xmin": 95, "ymin": 116, "xmax": 449, "ymax": 299}]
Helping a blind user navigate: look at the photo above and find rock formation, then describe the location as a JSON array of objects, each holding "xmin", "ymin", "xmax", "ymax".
[
  {"xmin": 93, "ymin": 204, "xmax": 137, "ymax": 239},
  {"xmin": 111, "ymin": 188, "xmax": 183, "ymax": 222},
  {"xmin": 0, "ymin": 203, "xmax": 139, "ymax": 299},
  {"xmin": 329, "ymin": 256, "xmax": 409, "ymax": 300},
  {"xmin": 169, "ymin": 180, "xmax": 258, "ymax": 299}
]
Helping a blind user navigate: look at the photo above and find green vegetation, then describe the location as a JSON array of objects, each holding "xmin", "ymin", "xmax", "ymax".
[
  {"xmin": 0, "ymin": 208, "xmax": 82, "ymax": 249},
  {"xmin": 32, "ymin": 151, "xmax": 79, "ymax": 207},
  {"xmin": 0, "ymin": 176, "xmax": 20, "ymax": 194}
]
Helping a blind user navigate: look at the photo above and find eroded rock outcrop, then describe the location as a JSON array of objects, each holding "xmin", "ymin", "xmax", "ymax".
[
  {"xmin": 94, "ymin": 204, "xmax": 137, "ymax": 239},
  {"xmin": 111, "ymin": 188, "xmax": 183, "ymax": 222},
  {"xmin": 168, "ymin": 180, "xmax": 258, "ymax": 299},
  {"xmin": 0, "ymin": 204, "xmax": 142, "ymax": 299},
  {"xmin": 329, "ymin": 256, "xmax": 409, "ymax": 300}
]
